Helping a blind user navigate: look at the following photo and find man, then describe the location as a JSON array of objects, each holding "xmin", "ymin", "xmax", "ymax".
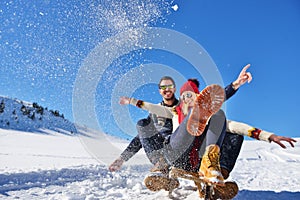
[{"xmin": 109, "ymin": 76, "xmax": 179, "ymax": 172}]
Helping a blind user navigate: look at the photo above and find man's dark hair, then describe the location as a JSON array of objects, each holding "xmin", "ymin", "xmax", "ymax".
[{"xmin": 158, "ymin": 76, "xmax": 176, "ymax": 87}]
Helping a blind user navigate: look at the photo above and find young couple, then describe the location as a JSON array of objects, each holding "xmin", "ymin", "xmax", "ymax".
[{"xmin": 109, "ymin": 64, "xmax": 296, "ymax": 194}]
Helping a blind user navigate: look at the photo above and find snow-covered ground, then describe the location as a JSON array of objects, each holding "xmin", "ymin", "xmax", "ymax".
[{"xmin": 0, "ymin": 128, "xmax": 299, "ymax": 200}]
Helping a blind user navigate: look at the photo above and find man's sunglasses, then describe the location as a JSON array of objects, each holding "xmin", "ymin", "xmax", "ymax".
[{"xmin": 159, "ymin": 84, "xmax": 175, "ymax": 90}]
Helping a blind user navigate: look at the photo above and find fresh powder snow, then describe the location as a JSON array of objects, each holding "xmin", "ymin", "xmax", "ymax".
[{"xmin": 0, "ymin": 127, "xmax": 299, "ymax": 199}]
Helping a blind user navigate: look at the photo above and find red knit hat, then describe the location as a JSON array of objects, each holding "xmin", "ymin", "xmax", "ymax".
[{"xmin": 180, "ymin": 80, "xmax": 200, "ymax": 95}]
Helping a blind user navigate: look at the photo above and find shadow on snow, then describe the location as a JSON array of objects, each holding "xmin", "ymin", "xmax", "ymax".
[
  {"xmin": 235, "ymin": 190, "xmax": 300, "ymax": 200},
  {"xmin": 0, "ymin": 165, "xmax": 299, "ymax": 199}
]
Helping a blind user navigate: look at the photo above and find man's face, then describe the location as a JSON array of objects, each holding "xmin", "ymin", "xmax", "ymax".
[{"xmin": 159, "ymin": 79, "xmax": 176, "ymax": 101}]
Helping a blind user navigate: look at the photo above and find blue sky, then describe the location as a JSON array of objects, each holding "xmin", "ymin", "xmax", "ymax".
[{"xmin": 1, "ymin": 0, "xmax": 299, "ymax": 140}]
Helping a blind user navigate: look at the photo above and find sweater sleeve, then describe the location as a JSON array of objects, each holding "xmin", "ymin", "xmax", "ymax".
[
  {"xmin": 120, "ymin": 136, "xmax": 142, "ymax": 161},
  {"xmin": 129, "ymin": 98, "xmax": 174, "ymax": 119},
  {"xmin": 226, "ymin": 120, "xmax": 273, "ymax": 142}
]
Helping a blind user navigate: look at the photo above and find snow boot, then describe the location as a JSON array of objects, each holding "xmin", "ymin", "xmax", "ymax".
[
  {"xmin": 213, "ymin": 181, "xmax": 239, "ymax": 199},
  {"xmin": 187, "ymin": 84, "xmax": 224, "ymax": 136},
  {"xmin": 221, "ymin": 167, "xmax": 230, "ymax": 180},
  {"xmin": 199, "ymin": 144, "xmax": 224, "ymax": 184},
  {"xmin": 144, "ymin": 157, "xmax": 179, "ymax": 192},
  {"xmin": 144, "ymin": 172, "xmax": 180, "ymax": 192}
]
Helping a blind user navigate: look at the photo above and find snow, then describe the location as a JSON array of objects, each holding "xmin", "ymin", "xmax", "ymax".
[
  {"xmin": 172, "ymin": 5, "xmax": 179, "ymax": 12},
  {"xmin": 0, "ymin": 96, "xmax": 76, "ymax": 134},
  {"xmin": 0, "ymin": 128, "xmax": 299, "ymax": 200}
]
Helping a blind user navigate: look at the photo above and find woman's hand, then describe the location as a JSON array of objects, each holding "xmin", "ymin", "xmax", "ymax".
[{"xmin": 269, "ymin": 134, "xmax": 297, "ymax": 148}]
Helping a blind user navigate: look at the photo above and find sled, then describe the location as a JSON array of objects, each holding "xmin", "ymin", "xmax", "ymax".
[{"xmin": 169, "ymin": 167, "xmax": 238, "ymax": 199}]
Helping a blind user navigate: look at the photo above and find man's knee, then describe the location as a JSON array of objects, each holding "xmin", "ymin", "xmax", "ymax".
[
  {"xmin": 137, "ymin": 118, "xmax": 151, "ymax": 127},
  {"xmin": 136, "ymin": 117, "xmax": 158, "ymax": 138}
]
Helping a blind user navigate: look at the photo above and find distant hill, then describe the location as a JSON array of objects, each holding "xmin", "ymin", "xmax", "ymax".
[{"xmin": 0, "ymin": 96, "xmax": 77, "ymax": 134}]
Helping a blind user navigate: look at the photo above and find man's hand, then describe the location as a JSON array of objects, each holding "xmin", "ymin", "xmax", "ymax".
[
  {"xmin": 108, "ymin": 157, "xmax": 124, "ymax": 172},
  {"xmin": 232, "ymin": 64, "xmax": 253, "ymax": 90},
  {"xmin": 269, "ymin": 134, "xmax": 297, "ymax": 148},
  {"xmin": 119, "ymin": 96, "xmax": 131, "ymax": 105}
]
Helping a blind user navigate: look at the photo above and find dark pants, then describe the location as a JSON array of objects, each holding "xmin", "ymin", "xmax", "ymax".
[
  {"xmin": 220, "ymin": 132, "xmax": 244, "ymax": 173},
  {"xmin": 136, "ymin": 117, "xmax": 168, "ymax": 165}
]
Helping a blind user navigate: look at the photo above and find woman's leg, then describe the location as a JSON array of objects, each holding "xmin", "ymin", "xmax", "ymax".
[
  {"xmin": 164, "ymin": 110, "xmax": 227, "ymax": 170},
  {"xmin": 198, "ymin": 109, "xmax": 227, "ymax": 158},
  {"xmin": 206, "ymin": 109, "xmax": 227, "ymax": 146},
  {"xmin": 165, "ymin": 114, "xmax": 195, "ymax": 168},
  {"xmin": 198, "ymin": 110, "xmax": 227, "ymax": 183}
]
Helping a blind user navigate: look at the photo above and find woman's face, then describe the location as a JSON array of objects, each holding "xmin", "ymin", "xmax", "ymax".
[{"xmin": 181, "ymin": 91, "xmax": 196, "ymax": 107}]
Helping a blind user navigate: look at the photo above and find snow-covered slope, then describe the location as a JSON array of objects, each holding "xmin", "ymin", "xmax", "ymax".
[{"xmin": 0, "ymin": 96, "xmax": 76, "ymax": 134}]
